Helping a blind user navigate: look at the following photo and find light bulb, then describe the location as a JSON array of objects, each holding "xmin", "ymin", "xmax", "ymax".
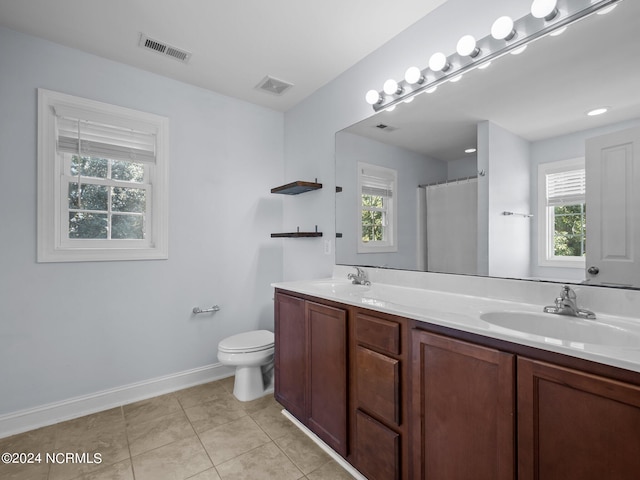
[
  {"xmin": 429, "ymin": 52, "xmax": 450, "ymax": 72},
  {"xmin": 365, "ymin": 89, "xmax": 381, "ymax": 105},
  {"xmin": 531, "ymin": 0, "xmax": 559, "ymax": 20},
  {"xmin": 465, "ymin": 148, "xmax": 477, "ymax": 154},
  {"xmin": 405, "ymin": 66, "xmax": 424, "ymax": 85},
  {"xmin": 511, "ymin": 45, "xmax": 527, "ymax": 55},
  {"xmin": 385, "ymin": 105, "xmax": 396, "ymax": 112},
  {"xmin": 403, "ymin": 96, "xmax": 414, "ymax": 104},
  {"xmin": 457, "ymin": 35, "xmax": 480, "ymax": 57},
  {"xmin": 491, "ymin": 16, "xmax": 516, "ymax": 40},
  {"xmin": 449, "ymin": 75, "xmax": 463, "ymax": 83},
  {"xmin": 425, "ymin": 86, "xmax": 438, "ymax": 94},
  {"xmin": 383, "ymin": 79, "xmax": 401, "ymax": 95},
  {"xmin": 478, "ymin": 61, "xmax": 492, "ymax": 70}
]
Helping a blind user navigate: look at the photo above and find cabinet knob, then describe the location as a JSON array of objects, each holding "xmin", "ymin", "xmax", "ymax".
[{"xmin": 588, "ymin": 266, "xmax": 600, "ymax": 275}]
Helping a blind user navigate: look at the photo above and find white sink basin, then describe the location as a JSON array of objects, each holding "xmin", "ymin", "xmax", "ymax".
[{"xmin": 481, "ymin": 311, "xmax": 640, "ymax": 347}]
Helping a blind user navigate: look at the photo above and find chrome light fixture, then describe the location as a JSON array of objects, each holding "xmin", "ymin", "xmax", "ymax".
[{"xmin": 364, "ymin": 0, "xmax": 622, "ymax": 112}]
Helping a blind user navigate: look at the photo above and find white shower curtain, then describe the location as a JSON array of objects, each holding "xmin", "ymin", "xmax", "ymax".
[{"xmin": 425, "ymin": 178, "xmax": 478, "ymax": 275}]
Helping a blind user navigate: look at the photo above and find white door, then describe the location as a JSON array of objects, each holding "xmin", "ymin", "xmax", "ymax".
[{"xmin": 585, "ymin": 126, "xmax": 640, "ymax": 287}]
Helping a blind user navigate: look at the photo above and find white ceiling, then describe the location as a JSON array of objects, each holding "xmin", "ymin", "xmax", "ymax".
[{"xmin": 0, "ymin": 0, "xmax": 448, "ymax": 111}]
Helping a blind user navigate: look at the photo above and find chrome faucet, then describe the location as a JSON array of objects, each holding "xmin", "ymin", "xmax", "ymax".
[
  {"xmin": 347, "ymin": 267, "xmax": 371, "ymax": 286},
  {"xmin": 543, "ymin": 285, "xmax": 596, "ymax": 320}
]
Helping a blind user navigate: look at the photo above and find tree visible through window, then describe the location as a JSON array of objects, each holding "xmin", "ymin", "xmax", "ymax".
[
  {"xmin": 537, "ymin": 158, "xmax": 586, "ymax": 268},
  {"xmin": 67, "ymin": 155, "xmax": 148, "ymax": 240},
  {"xmin": 37, "ymin": 88, "xmax": 168, "ymax": 262},
  {"xmin": 357, "ymin": 162, "xmax": 397, "ymax": 253}
]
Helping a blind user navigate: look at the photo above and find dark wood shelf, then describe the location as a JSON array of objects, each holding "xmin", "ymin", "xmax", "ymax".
[
  {"xmin": 271, "ymin": 232, "xmax": 323, "ymax": 238},
  {"xmin": 271, "ymin": 180, "xmax": 322, "ymax": 195}
]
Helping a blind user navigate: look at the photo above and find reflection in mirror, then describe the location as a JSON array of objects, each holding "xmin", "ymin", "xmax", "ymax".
[{"xmin": 335, "ymin": 0, "xmax": 640, "ymax": 289}]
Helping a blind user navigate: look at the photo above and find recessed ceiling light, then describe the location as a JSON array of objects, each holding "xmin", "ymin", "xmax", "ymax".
[
  {"xmin": 587, "ymin": 107, "xmax": 609, "ymax": 116},
  {"xmin": 465, "ymin": 148, "xmax": 477, "ymax": 154}
]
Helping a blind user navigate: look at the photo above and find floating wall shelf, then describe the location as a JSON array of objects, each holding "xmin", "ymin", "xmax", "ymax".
[
  {"xmin": 271, "ymin": 232, "xmax": 323, "ymax": 238},
  {"xmin": 271, "ymin": 180, "xmax": 322, "ymax": 195},
  {"xmin": 271, "ymin": 179, "xmax": 323, "ymax": 238}
]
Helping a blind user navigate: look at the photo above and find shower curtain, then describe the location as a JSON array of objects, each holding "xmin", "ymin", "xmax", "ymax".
[{"xmin": 424, "ymin": 178, "xmax": 478, "ymax": 275}]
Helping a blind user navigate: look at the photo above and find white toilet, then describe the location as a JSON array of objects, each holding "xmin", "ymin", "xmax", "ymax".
[{"xmin": 217, "ymin": 330, "xmax": 275, "ymax": 402}]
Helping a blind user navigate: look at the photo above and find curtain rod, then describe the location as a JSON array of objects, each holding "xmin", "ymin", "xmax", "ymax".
[{"xmin": 419, "ymin": 175, "xmax": 478, "ymax": 189}]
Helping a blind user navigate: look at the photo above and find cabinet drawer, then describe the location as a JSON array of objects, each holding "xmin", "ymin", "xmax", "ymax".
[
  {"xmin": 356, "ymin": 313, "xmax": 401, "ymax": 355},
  {"xmin": 355, "ymin": 410, "xmax": 400, "ymax": 480},
  {"xmin": 356, "ymin": 346, "xmax": 400, "ymax": 426}
]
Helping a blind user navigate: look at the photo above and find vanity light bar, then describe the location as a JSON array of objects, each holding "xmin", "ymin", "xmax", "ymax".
[{"xmin": 366, "ymin": 0, "xmax": 622, "ymax": 112}]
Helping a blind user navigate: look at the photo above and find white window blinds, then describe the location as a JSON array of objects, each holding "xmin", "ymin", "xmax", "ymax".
[
  {"xmin": 361, "ymin": 166, "xmax": 394, "ymax": 198},
  {"xmin": 56, "ymin": 113, "xmax": 157, "ymax": 164},
  {"xmin": 546, "ymin": 169, "xmax": 585, "ymax": 206}
]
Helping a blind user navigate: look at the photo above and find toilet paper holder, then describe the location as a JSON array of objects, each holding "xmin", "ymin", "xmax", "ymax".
[{"xmin": 192, "ymin": 305, "xmax": 221, "ymax": 314}]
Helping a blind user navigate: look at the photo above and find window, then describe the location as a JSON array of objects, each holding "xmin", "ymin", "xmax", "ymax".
[
  {"xmin": 537, "ymin": 158, "xmax": 586, "ymax": 268},
  {"xmin": 37, "ymin": 89, "xmax": 169, "ymax": 262},
  {"xmin": 357, "ymin": 162, "xmax": 397, "ymax": 253}
]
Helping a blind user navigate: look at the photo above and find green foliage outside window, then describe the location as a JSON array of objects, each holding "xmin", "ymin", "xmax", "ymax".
[
  {"xmin": 361, "ymin": 194, "xmax": 385, "ymax": 242},
  {"xmin": 68, "ymin": 155, "xmax": 146, "ymax": 240},
  {"xmin": 553, "ymin": 204, "xmax": 586, "ymax": 257}
]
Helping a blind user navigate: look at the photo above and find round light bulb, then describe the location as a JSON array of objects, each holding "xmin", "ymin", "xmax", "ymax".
[
  {"xmin": 491, "ymin": 16, "xmax": 516, "ymax": 40},
  {"xmin": 429, "ymin": 52, "xmax": 449, "ymax": 72},
  {"xmin": 531, "ymin": 0, "xmax": 558, "ymax": 20},
  {"xmin": 385, "ymin": 105, "xmax": 396, "ymax": 112},
  {"xmin": 597, "ymin": 4, "xmax": 616, "ymax": 15},
  {"xmin": 478, "ymin": 61, "xmax": 492, "ymax": 70},
  {"xmin": 465, "ymin": 148, "xmax": 477, "ymax": 154},
  {"xmin": 449, "ymin": 74, "xmax": 463, "ymax": 83},
  {"xmin": 511, "ymin": 45, "xmax": 527, "ymax": 55},
  {"xmin": 425, "ymin": 86, "xmax": 438, "ymax": 94},
  {"xmin": 457, "ymin": 35, "xmax": 480, "ymax": 57},
  {"xmin": 365, "ymin": 89, "xmax": 381, "ymax": 105},
  {"xmin": 405, "ymin": 66, "xmax": 423, "ymax": 85},
  {"xmin": 383, "ymin": 79, "xmax": 400, "ymax": 95}
]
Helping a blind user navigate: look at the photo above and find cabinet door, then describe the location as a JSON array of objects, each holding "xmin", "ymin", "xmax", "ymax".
[
  {"xmin": 518, "ymin": 357, "xmax": 640, "ymax": 480},
  {"xmin": 307, "ymin": 301, "xmax": 348, "ymax": 457},
  {"xmin": 274, "ymin": 292, "xmax": 307, "ymax": 420},
  {"xmin": 412, "ymin": 330, "xmax": 515, "ymax": 480}
]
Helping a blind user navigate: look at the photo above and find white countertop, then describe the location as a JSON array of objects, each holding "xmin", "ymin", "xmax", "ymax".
[{"xmin": 273, "ymin": 275, "xmax": 640, "ymax": 374}]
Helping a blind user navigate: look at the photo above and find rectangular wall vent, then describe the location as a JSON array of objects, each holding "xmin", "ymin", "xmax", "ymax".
[{"xmin": 138, "ymin": 33, "xmax": 192, "ymax": 63}]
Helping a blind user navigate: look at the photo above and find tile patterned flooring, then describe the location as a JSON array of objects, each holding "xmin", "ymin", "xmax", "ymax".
[{"xmin": 0, "ymin": 377, "xmax": 356, "ymax": 480}]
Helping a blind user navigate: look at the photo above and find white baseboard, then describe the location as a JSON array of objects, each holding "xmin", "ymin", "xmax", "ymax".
[
  {"xmin": 0, "ymin": 363, "xmax": 235, "ymax": 439},
  {"xmin": 281, "ymin": 409, "xmax": 367, "ymax": 480}
]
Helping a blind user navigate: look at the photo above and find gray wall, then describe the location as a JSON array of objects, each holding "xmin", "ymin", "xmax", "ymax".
[
  {"xmin": 0, "ymin": 27, "xmax": 284, "ymax": 416},
  {"xmin": 335, "ymin": 131, "xmax": 446, "ymax": 270}
]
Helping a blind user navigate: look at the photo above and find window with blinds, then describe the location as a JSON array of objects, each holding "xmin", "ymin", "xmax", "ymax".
[
  {"xmin": 37, "ymin": 89, "xmax": 169, "ymax": 262},
  {"xmin": 357, "ymin": 163, "xmax": 398, "ymax": 253},
  {"xmin": 538, "ymin": 158, "xmax": 586, "ymax": 267}
]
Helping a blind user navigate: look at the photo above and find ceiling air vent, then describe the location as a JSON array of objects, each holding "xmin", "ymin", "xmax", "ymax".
[
  {"xmin": 376, "ymin": 124, "xmax": 397, "ymax": 132},
  {"xmin": 255, "ymin": 76, "xmax": 294, "ymax": 96},
  {"xmin": 138, "ymin": 33, "xmax": 192, "ymax": 63}
]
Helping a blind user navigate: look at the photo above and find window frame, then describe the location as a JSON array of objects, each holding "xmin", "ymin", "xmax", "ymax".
[
  {"xmin": 537, "ymin": 157, "xmax": 586, "ymax": 269},
  {"xmin": 37, "ymin": 89, "xmax": 169, "ymax": 262},
  {"xmin": 356, "ymin": 162, "xmax": 398, "ymax": 254}
]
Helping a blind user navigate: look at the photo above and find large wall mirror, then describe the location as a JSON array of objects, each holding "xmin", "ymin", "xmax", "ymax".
[{"xmin": 336, "ymin": 0, "xmax": 640, "ymax": 289}]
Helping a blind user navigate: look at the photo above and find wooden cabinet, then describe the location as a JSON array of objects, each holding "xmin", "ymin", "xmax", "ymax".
[
  {"xmin": 274, "ymin": 291, "xmax": 348, "ymax": 456},
  {"xmin": 517, "ymin": 357, "xmax": 640, "ymax": 480},
  {"xmin": 275, "ymin": 289, "xmax": 640, "ymax": 480},
  {"xmin": 412, "ymin": 330, "xmax": 515, "ymax": 480},
  {"xmin": 352, "ymin": 311, "xmax": 407, "ymax": 480}
]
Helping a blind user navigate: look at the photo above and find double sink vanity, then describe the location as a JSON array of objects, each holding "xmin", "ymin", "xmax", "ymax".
[{"xmin": 272, "ymin": 267, "xmax": 640, "ymax": 480}]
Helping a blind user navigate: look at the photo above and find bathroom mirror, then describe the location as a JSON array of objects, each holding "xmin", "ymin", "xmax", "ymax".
[{"xmin": 335, "ymin": 0, "xmax": 640, "ymax": 288}]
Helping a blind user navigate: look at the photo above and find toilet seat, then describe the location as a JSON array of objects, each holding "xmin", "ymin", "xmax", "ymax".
[{"xmin": 218, "ymin": 330, "xmax": 274, "ymax": 354}]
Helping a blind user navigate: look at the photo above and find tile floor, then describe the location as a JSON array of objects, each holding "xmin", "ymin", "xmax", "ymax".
[{"xmin": 0, "ymin": 377, "xmax": 356, "ymax": 480}]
